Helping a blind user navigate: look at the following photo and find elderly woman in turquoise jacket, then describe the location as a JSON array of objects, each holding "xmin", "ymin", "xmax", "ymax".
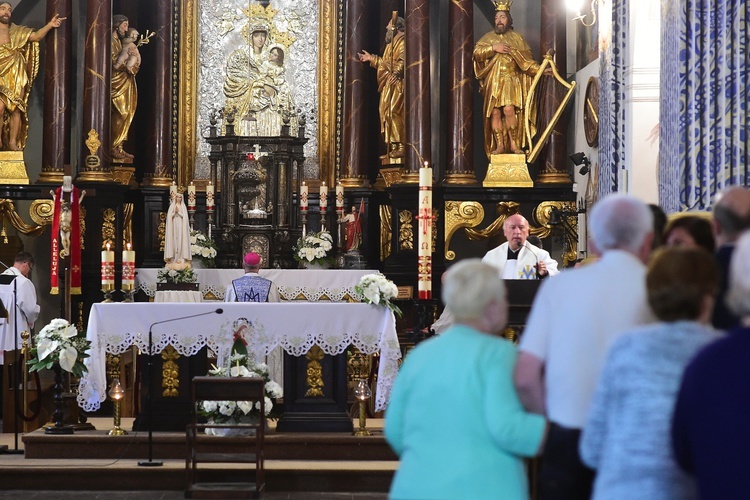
[{"xmin": 385, "ymin": 259, "xmax": 547, "ymax": 499}]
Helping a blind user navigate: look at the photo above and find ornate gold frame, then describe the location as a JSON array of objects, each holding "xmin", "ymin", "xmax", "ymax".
[{"xmin": 177, "ymin": 0, "xmax": 340, "ymax": 186}]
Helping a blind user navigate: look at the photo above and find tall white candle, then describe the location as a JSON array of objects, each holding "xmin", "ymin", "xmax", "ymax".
[
  {"xmin": 418, "ymin": 161, "xmax": 433, "ymax": 300},
  {"xmin": 122, "ymin": 242, "xmax": 136, "ymax": 288},
  {"xmin": 319, "ymin": 182, "xmax": 328, "ymax": 210},
  {"xmin": 101, "ymin": 243, "xmax": 115, "ymax": 289},
  {"xmin": 300, "ymin": 181, "xmax": 308, "ymax": 211},
  {"xmin": 187, "ymin": 182, "xmax": 196, "ymax": 210},
  {"xmin": 169, "ymin": 181, "xmax": 177, "ymax": 202},
  {"xmin": 336, "ymin": 182, "xmax": 344, "ymax": 211},
  {"xmin": 206, "ymin": 182, "xmax": 215, "ymax": 210}
]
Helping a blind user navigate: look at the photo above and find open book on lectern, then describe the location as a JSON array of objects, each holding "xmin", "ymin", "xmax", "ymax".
[{"xmin": 0, "ymin": 273, "xmax": 16, "ymax": 321}]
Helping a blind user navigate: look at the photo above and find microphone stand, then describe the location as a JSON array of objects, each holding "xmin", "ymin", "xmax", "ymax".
[{"xmin": 138, "ymin": 307, "xmax": 224, "ymax": 467}]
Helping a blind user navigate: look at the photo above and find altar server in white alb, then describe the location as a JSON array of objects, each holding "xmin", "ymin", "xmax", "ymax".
[
  {"xmin": 0, "ymin": 252, "xmax": 40, "ymax": 363},
  {"xmin": 224, "ymin": 252, "xmax": 279, "ymax": 303},
  {"xmin": 482, "ymin": 214, "xmax": 559, "ymax": 280}
]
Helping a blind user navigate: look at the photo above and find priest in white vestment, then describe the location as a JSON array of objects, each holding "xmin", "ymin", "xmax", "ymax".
[
  {"xmin": 0, "ymin": 252, "xmax": 40, "ymax": 363},
  {"xmin": 482, "ymin": 214, "xmax": 559, "ymax": 279}
]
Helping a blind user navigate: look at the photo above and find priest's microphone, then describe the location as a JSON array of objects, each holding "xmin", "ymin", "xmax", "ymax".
[
  {"xmin": 138, "ymin": 307, "xmax": 223, "ymax": 467},
  {"xmin": 523, "ymin": 242, "xmax": 542, "ymax": 280}
]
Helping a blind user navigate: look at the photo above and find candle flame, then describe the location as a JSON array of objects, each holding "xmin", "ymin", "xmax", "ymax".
[
  {"xmin": 106, "ymin": 243, "xmax": 111, "ymax": 251},
  {"xmin": 126, "ymin": 243, "xmax": 132, "ymax": 251}
]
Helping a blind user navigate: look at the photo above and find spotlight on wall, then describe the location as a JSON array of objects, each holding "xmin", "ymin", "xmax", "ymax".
[{"xmin": 570, "ymin": 152, "xmax": 591, "ymax": 175}]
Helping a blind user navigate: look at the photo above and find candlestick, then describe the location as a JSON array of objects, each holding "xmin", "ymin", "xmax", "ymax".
[
  {"xmin": 300, "ymin": 181, "xmax": 308, "ymax": 212},
  {"xmin": 336, "ymin": 182, "xmax": 344, "ymax": 212},
  {"xmin": 122, "ymin": 242, "xmax": 135, "ymax": 292},
  {"xmin": 319, "ymin": 182, "xmax": 328, "ymax": 210},
  {"xmin": 169, "ymin": 181, "xmax": 177, "ymax": 202},
  {"xmin": 101, "ymin": 243, "xmax": 115, "ymax": 300},
  {"xmin": 418, "ymin": 161, "xmax": 433, "ymax": 300}
]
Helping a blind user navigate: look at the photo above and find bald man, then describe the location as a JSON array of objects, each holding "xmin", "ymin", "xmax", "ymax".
[
  {"xmin": 482, "ymin": 214, "xmax": 559, "ymax": 280},
  {"xmin": 711, "ymin": 186, "xmax": 750, "ymax": 329}
]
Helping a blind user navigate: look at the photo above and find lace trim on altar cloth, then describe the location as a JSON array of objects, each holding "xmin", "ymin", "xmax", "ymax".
[
  {"xmin": 136, "ymin": 281, "xmax": 360, "ymax": 302},
  {"xmin": 78, "ymin": 319, "xmax": 399, "ymax": 414}
]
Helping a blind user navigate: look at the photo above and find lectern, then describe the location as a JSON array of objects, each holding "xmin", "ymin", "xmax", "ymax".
[{"xmin": 505, "ymin": 279, "xmax": 542, "ymax": 328}]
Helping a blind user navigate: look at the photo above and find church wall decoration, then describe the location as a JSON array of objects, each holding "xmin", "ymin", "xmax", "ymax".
[
  {"xmin": 158, "ymin": 212, "xmax": 167, "ymax": 252},
  {"xmin": 398, "ymin": 210, "xmax": 413, "ymax": 251},
  {"xmin": 0, "ymin": 199, "xmax": 49, "ymax": 244},
  {"xmin": 101, "ymin": 209, "xmax": 116, "ymax": 250},
  {"xmin": 180, "ymin": 0, "xmax": 340, "ymax": 187},
  {"xmin": 444, "ymin": 201, "xmax": 485, "ymax": 261},
  {"xmin": 305, "ymin": 345, "xmax": 325, "ymax": 397},
  {"xmin": 379, "ymin": 205, "xmax": 392, "ymax": 262}
]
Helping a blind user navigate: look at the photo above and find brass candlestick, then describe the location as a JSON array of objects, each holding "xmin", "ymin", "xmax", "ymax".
[
  {"xmin": 121, "ymin": 283, "xmax": 135, "ymax": 303},
  {"xmin": 101, "ymin": 284, "xmax": 114, "ymax": 303},
  {"xmin": 353, "ymin": 379, "xmax": 371, "ymax": 437},
  {"xmin": 320, "ymin": 207, "xmax": 328, "ymax": 232},
  {"xmin": 108, "ymin": 379, "xmax": 127, "ymax": 436}
]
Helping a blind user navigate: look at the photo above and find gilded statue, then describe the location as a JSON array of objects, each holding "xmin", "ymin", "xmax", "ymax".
[
  {"xmin": 473, "ymin": 1, "xmax": 542, "ymax": 158},
  {"xmin": 0, "ymin": 2, "xmax": 65, "ymax": 151},
  {"xmin": 111, "ymin": 14, "xmax": 139, "ymax": 162},
  {"xmin": 358, "ymin": 15, "xmax": 405, "ymax": 161},
  {"xmin": 224, "ymin": 22, "xmax": 298, "ymax": 137}
]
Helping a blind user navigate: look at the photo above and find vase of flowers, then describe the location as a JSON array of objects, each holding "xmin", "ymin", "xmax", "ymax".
[
  {"xmin": 198, "ymin": 335, "xmax": 283, "ymax": 436},
  {"xmin": 157, "ymin": 267, "xmax": 197, "ymax": 284},
  {"xmin": 355, "ymin": 273, "xmax": 403, "ymax": 317},
  {"xmin": 190, "ymin": 229, "xmax": 218, "ymax": 268},
  {"xmin": 28, "ymin": 318, "xmax": 91, "ymax": 434},
  {"xmin": 28, "ymin": 318, "xmax": 91, "ymax": 376},
  {"xmin": 294, "ymin": 230, "xmax": 334, "ymax": 269}
]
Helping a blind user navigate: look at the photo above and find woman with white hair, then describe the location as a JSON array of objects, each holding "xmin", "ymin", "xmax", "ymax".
[{"xmin": 385, "ymin": 259, "xmax": 546, "ymax": 499}]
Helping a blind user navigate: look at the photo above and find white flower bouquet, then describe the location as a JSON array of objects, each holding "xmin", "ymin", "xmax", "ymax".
[
  {"xmin": 355, "ymin": 273, "xmax": 402, "ymax": 317},
  {"xmin": 293, "ymin": 230, "xmax": 334, "ymax": 267},
  {"xmin": 198, "ymin": 350, "xmax": 283, "ymax": 430},
  {"xmin": 156, "ymin": 267, "xmax": 197, "ymax": 284},
  {"xmin": 190, "ymin": 229, "xmax": 218, "ymax": 268},
  {"xmin": 28, "ymin": 318, "xmax": 91, "ymax": 376}
]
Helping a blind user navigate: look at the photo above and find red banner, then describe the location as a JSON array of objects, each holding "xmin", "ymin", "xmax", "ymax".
[{"xmin": 51, "ymin": 186, "xmax": 82, "ymax": 295}]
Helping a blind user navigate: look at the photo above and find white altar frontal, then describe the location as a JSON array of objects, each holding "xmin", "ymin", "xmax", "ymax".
[
  {"xmin": 135, "ymin": 268, "xmax": 376, "ymax": 302},
  {"xmin": 78, "ymin": 302, "xmax": 400, "ymax": 414}
]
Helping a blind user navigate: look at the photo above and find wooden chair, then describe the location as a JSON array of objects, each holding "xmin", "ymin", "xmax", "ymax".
[{"xmin": 185, "ymin": 376, "xmax": 265, "ymax": 498}]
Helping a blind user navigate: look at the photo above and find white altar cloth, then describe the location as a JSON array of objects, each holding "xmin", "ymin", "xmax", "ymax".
[
  {"xmin": 135, "ymin": 269, "xmax": 375, "ymax": 301},
  {"xmin": 77, "ymin": 302, "xmax": 400, "ymax": 413}
]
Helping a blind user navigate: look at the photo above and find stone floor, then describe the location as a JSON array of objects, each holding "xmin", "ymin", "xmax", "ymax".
[
  {"xmin": 0, "ymin": 492, "xmax": 387, "ymax": 499},
  {"xmin": 0, "ymin": 417, "xmax": 393, "ymax": 498}
]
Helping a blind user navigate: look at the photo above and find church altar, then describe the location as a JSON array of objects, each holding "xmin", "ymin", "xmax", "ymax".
[
  {"xmin": 135, "ymin": 268, "xmax": 375, "ymax": 301},
  {"xmin": 77, "ymin": 302, "xmax": 400, "ymax": 414}
]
